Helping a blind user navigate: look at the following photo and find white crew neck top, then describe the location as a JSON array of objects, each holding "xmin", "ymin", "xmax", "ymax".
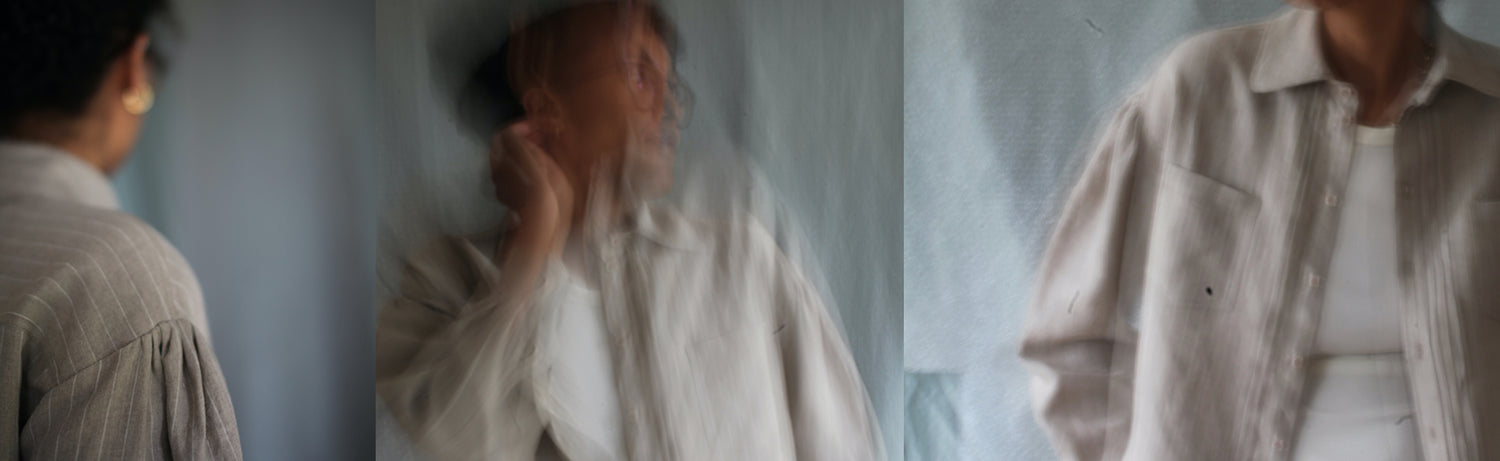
[
  {"xmin": 535, "ymin": 261, "xmax": 625, "ymax": 460},
  {"xmin": 1313, "ymin": 124, "xmax": 1403, "ymax": 355},
  {"xmin": 1293, "ymin": 125, "xmax": 1419, "ymax": 461}
]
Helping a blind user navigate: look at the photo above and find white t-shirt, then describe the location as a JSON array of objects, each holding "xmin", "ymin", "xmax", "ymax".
[
  {"xmin": 535, "ymin": 260, "xmax": 625, "ymax": 460},
  {"xmin": 1294, "ymin": 125, "xmax": 1419, "ymax": 460},
  {"xmin": 1314, "ymin": 125, "xmax": 1404, "ymax": 355}
]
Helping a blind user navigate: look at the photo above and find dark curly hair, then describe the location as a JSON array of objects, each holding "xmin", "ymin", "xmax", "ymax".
[{"xmin": 0, "ymin": 0, "xmax": 174, "ymax": 134}]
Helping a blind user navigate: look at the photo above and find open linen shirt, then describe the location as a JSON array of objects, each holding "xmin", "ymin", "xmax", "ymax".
[
  {"xmin": 1020, "ymin": 8, "xmax": 1500, "ymax": 461},
  {"xmin": 375, "ymin": 206, "xmax": 883, "ymax": 461},
  {"xmin": 0, "ymin": 142, "xmax": 242, "ymax": 460}
]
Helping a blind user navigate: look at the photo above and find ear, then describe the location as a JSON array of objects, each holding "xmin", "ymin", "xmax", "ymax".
[
  {"xmin": 114, "ymin": 34, "xmax": 153, "ymax": 115},
  {"xmin": 126, "ymin": 35, "xmax": 152, "ymax": 88}
]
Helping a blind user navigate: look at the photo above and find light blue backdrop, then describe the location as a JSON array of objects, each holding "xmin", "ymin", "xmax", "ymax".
[
  {"xmin": 113, "ymin": 0, "xmax": 376, "ymax": 459},
  {"xmin": 902, "ymin": 1, "xmax": 1500, "ymax": 460},
  {"xmin": 374, "ymin": 0, "xmax": 902, "ymax": 459}
]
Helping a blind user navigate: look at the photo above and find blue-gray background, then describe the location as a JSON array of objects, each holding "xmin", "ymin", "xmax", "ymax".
[
  {"xmin": 902, "ymin": 1, "xmax": 1500, "ymax": 460},
  {"xmin": 113, "ymin": 0, "xmax": 376, "ymax": 459},
  {"xmin": 374, "ymin": 0, "xmax": 901, "ymax": 459}
]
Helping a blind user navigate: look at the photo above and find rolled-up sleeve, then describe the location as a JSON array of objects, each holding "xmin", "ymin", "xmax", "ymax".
[
  {"xmin": 1018, "ymin": 96, "xmax": 1146, "ymax": 461},
  {"xmin": 375, "ymin": 236, "xmax": 549, "ymax": 461}
]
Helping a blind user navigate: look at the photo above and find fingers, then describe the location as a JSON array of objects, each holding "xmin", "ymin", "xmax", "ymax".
[
  {"xmin": 490, "ymin": 123, "xmax": 542, "ymax": 208},
  {"xmin": 491, "ymin": 120, "xmax": 577, "ymax": 217},
  {"xmin": 494, "ymin": 122, "xmax": 544, "ymax": 177}
]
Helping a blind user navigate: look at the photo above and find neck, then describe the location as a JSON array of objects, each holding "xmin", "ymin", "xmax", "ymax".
[
  {"xmin": 11, "ymin": 117, "xmax": 114, "ymax": 174},
  {"xmin": 1319, "ymin": 0, "xmax": 1431, "ymax": 123},
  {"xmin": 568, "ymin": 172, "xmax": 632, "ymax": 242}
]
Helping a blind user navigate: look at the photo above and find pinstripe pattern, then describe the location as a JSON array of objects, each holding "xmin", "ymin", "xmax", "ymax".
[
  {"xmin": 0, "ymin": 142, "xmax": 241, "ymax": 460},
  {"xmin": 1019, "ymin": 9, "xmax": 1500, "ymax": 461}
]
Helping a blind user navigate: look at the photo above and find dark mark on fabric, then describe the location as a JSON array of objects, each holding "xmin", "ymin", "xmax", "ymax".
[
  {"xmin": 1085, "ymin": 18, "xmax": 1104, "ymax": 35},
  {"xmin": 1067, "ymin": 291, "xmax": 1079, "ymax": 314}
]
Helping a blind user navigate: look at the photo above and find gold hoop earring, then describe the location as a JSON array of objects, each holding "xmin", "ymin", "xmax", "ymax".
[{"xmin": 123, "ymin": 86, "xmax": 155, "ymax": 115}]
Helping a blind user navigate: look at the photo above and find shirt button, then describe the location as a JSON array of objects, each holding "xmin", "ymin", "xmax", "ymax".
[
  {"xmin": 1324, "ymin": 193, "xmax": 1340, "ymax": 207},
  {"xmin": 1274, "ymin": 438, "xmax": 1287, "ymax": 452},
  {"xmin": 1292, "ymin": 355, "xmax": 1305, "ymax": 367},
  {"xmin": 1400, "ymin": 184, "xmax": 1415, "ymax": 198},
  {"xmin": 1308, "ymin": 273, "xmax": 1322, "ymax": 288}
]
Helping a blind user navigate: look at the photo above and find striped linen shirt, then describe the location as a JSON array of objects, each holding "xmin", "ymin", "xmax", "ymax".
[
  {"xmin": 0, "ymin": 142, "xmax": 241, "ymax": 459},
  {"xmin": 1020, "ymin": 8, "xmax": 1500, "ymax": 461}
]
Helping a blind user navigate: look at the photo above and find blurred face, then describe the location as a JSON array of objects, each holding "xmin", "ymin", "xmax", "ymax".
[
  {"xmin": 540, "ymin": 8, "xmax": 677, "ymax": 204},
  {"xmin": 1288, "ymin": 0, "xmax": 1420, "ymax": 10},
  {"xmin": 1286, "ymin": 0, "xmax": 1358, "ymax": 8}
]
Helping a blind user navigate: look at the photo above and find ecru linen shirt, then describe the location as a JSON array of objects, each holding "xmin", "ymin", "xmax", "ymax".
[
  {"xmin": 1020, "ymin": 8, "xmax": 1500, "ymax": 461},
  {"xmin": 375, "ymin": 206, "xmax": 883, "ymax": 461},
  {"xmin": 0, "ymin": 142, "xmax": 242, "ymax": 460}
]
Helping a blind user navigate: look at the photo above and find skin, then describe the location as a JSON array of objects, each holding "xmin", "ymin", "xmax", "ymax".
[
  {"xmin": 1310, "ymin": 0, "xmax": 1432, "ymax": 125},
  {"xmin": 489, "ymin": 6, "xmax": 676, "ymax": 299},
  {"xmin": 10, "ymin": 35, "xmax": 154, "ymax": 175}
]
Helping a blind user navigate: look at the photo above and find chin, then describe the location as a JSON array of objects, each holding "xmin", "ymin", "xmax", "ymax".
[
  {"xmin": 623, "ymin": 140, "xmax": 675, "ymax": 198},
  {"xmin": 625, "ymin": 162, "xmax": 674, "ymax": 201}
]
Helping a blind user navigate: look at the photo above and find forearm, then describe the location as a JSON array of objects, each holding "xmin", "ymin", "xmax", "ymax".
[{"xmin": 376, "ymin": 230, "xmax": 565, "ymax": 459}]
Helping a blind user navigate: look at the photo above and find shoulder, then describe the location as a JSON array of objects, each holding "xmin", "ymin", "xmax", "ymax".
[
  {"xmin": 1, "ymin": 202, "xmax": 207, "ymax": 385},
  {"xmin": 1446, "ymin": 29, "xmax": 1500, "ymax": 97},
  {"xmin": 1108, "ymin": 15, "xmax": 1280, "ymax": 144},
  {"xmin": 1159, "ymin": 20, "xmax": 1266, "ymax": 81},
  {"xmin": 2, "ymin": 201, "xmax": 204, "ymax": 322},
  {"xmin": 1130, "ymin": 16, "xmax": 1273, "ymax": 112}
]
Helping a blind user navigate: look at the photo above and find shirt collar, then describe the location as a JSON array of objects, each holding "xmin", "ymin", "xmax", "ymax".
[
  {"xmin": 499, "ymin": 204, "xmax": 706, "ymax": 251},
  {"xmin": 1250, "ymin": 7, "xmax": 1500, "ymax": 102},
  {"xmin": 622, "ymin": 204, "xmax": 705, "ymax": 251},
  {"xmin": 0, "ymin": 140, "xmax": 120, "ymax": 210}
]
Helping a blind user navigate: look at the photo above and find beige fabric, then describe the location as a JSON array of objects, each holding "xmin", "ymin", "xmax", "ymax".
[
  {"xmin": 375, "ymin": 207, "xmax": 883, "ymax": 461},
  {"xmin": 0, "ymin": 142, "xmax": 242, "ymax": 460},
  {"xmin": 1020, "ymin": 8, "xmax": 1500, "ymax": 461}
]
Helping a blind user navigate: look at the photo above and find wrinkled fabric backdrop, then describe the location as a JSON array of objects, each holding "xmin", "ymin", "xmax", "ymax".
[
  {"xmin": 374, "ymin": 0, "xmax": 902, "ymax": 458},
  {"xmin": 902, "ymin": 1, "xmax": 1500, "ymax": 460}
]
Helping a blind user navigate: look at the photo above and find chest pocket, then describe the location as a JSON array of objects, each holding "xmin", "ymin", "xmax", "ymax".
[{"xmin": 1146, "ymin": 163, "xmax": 1262, "ymax": 311}]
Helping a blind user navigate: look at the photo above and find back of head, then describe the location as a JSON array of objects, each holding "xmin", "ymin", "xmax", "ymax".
[{"xmin": 0, "ymin": 0, "xmax": 173, "ymax": 135}]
